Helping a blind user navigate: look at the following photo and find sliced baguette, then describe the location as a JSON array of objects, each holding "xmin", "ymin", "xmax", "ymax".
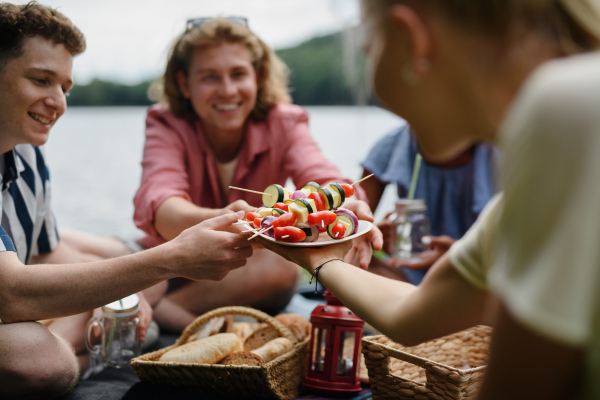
[
  {"xmin": 274, "ymin": 314, "xmax": 311, "ymax": 341},
  {"xmin": 159, "ymin": 333, "xmax": 242, "ymax": 364},
  {"xmin": 220, "ymin": 351, "xmax": 265, "ymax": 366},
  {"xmin": 250, "ymin": 337, "xmax": 294, "ymax": 363},
  {"xmin": 244, "ymin": 326, "xmax": 280, "ymax": 351}
]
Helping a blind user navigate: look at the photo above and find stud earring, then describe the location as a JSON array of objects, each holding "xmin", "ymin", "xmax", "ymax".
[
  {"xmin": 401, "ymin": 59, "xmax": 431, "ymax": 86},
  {"xmin": 401, "ymin": 63, "xmax": 419, "ymax": 86},
  {"xmin": 416, "ymin": 58, "xmax": 431, "ymax": 73}
]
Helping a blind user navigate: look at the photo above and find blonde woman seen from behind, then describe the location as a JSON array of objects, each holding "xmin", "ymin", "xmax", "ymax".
[{"xmin": 259, "ymin": 1, "xmax": 600, "ymax": 399}]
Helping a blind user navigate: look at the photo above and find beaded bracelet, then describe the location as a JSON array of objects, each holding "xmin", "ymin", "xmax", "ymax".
[{"xmin": 309, "ymin": 259, "xmax": 343, "ymax": 294}]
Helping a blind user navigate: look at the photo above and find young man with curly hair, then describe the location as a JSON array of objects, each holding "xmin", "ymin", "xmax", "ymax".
[{"xmin": 0, "ymin": 3, "xmax": 253, "ymax": 398}]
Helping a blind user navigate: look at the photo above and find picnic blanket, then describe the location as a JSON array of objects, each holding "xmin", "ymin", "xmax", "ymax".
[
  {"xmin": 60, "ymin": 293, "xmax": 373, "ymax": 400},
  {"xmin": 61, "ymin": 331, "xmax": 372, "ymax": 400}
]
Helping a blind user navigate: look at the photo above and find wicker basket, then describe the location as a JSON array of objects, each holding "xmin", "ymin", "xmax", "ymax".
[
  {"xmin": 362, "ymin": 326, "xmax": 492, "ymax": 400},
  {"xmin": 131, "ymin": 306, "xmax": 310, "ymax": 400}
]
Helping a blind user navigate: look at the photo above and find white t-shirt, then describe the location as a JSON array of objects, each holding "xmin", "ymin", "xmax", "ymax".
[{"xmin": 449, "ymin": 51, "xmax": 600, "ymax": 399}]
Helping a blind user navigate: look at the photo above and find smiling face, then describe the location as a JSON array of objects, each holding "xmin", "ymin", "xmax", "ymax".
[
  {"xmin": 0, "ymin": 36, "xmax": 73, "ymax": 154},
  {"xmin": 177, "ymin": 42, "xmax": 258, "ymax": 140}
]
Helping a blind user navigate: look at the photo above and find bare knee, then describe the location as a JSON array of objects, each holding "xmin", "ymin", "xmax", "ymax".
[
  {"xmin": 143, "ymin": 280, "xmax": 168, "ymax": 307},
  {"xmin": 0, "ymin": 322, "xmax": 79, "ymax": 399},
  {"xmin": 252, "ymin": 260, "xmax": 299, "ymax": 313}
]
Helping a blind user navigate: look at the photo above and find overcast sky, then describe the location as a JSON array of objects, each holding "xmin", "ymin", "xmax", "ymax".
[{"xmin": 26, "ymin": 0, "xmax": 360, "ymax": 85}]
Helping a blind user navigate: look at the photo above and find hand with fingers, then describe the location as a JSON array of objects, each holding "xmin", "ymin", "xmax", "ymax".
[
  {"xmin": 391, "ymin": 235, "xmax": 455, "ymax": 270},
  {"xmin": 136, "ymin": 291, "xmax": 153, "ymax": 343},
  {"xmin": 170, "ymin": 211, "xmax": 254, "ymax": 281},
  {"xmin": 342, "ymin": 199, "xmax": 383, "ymax": 269},
  {"xmin": 377, "ymin": 211, "xmax": 397, "ymax": 255},
  {"xmin": 223, "ymin": 199, "xmax": 256, "ymax": 215},
  {"xmin": 256, "ymin": 236, "xmax": 353, "ymax": 274}
]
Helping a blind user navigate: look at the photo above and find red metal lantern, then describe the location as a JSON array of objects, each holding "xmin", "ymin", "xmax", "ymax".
[{"xmin": 304, "ymin": 290, "xmax": 364, "ymax": 397}]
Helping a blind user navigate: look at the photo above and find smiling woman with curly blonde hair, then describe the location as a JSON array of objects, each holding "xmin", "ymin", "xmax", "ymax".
[{"xmin": 134, "ymin": 17, "xmax": 382, "ymax": 332}]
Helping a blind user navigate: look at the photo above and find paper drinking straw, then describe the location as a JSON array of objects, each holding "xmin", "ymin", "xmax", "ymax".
[{"xmin": 407, "ymin": 154, "xmax": 422, "ymax": 200}]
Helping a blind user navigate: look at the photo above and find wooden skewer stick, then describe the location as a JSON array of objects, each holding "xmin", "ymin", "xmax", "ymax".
[
  {"xmin": 248, "ymin": 225, "xmax": 273, "ymax": 240},
  {"xmin": 242, "ymin": 229, "xmax": 259, "ymax": 233},
  {"xmin": 351, "ymin": 173, "xmax": 374, "ymax": 186},
  {"xmin": 229, "ymin": 186, "xmax": 271, "ymax": 196},
  {"xmin": 281, "ymin": 235, "xmax": 289, "ymax": 239}
]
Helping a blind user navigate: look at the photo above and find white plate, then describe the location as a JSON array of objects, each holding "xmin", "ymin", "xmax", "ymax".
[{"xmin": 246, "ymin": 220, "xmax": 373, "ymax": 247}]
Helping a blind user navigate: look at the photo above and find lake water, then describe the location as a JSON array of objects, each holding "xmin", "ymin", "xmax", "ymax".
[{"xmin": 45, "ymin": 106, "xmax": 405, "ymax": 240}]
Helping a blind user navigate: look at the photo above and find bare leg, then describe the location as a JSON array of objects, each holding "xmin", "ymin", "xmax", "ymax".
[
  {"xmin": 153, "ymin": 249, "xmax": 299, "ymax": 332},
  {"xmin": 46, "ymin": 310, "xmax": 93, "ymax": 371},
  {"xmin": 0, "ymin": 322, "xmax": 79, "ymax": 400},
  {"xmin": 58, "ymin": 228, "xmax": 132, "ymax": 259},
  {"xmin": 142, "ymin": 280, "xmax": 168, "ymax": 308}
]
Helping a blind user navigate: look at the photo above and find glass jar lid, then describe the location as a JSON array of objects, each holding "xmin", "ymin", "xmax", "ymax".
[
  {"xmin": 395, "ymin": 199, "xmax": 427, "ymax": 212},
  {"xmin": 102, "ymin": 294, "xmax": 139, "ymax": 317}
]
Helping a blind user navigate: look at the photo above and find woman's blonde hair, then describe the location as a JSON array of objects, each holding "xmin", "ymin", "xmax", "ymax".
[
  {"xmin": 151, "ymin": 18, "xmax": 291, "ymax": 120},
  {"xmin": 367, "ymin": 0, "xmax": 600, "ymax": 54}
]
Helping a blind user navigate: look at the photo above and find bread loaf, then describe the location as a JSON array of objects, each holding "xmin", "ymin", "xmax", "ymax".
[
  {"xmin": 188, "ymin": 315, "xmax": 234, "ymax": 342},
  {"xmin": 244, "ymin": 326, "xmax": 280, "ymax": 351},
  {"xmin": 220, "ymin": 351, "xmax": 265, "ymax": 366},
  {"xmin": 251, "ymin": 338, "xmax": 294, "ymax": 363},
  {"xmin": 274, "ymin": 314, "xmax": 311, "ymax": 341},
  {"xmin": 231, "ymin": 322, "xmax": 263, "ymax": 341},
  {"xmin": 159, "ymin": 333, "xmax": 242, "ymax": 364}
]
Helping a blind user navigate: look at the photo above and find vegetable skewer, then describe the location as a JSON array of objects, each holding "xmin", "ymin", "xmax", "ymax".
[
  {"xmin": 351, "ymin": 173, "xmax": 374, "ymax": 186},
  {"xmin": 229, "ymin": 186, "xmax": 272, "ymax": 196}
]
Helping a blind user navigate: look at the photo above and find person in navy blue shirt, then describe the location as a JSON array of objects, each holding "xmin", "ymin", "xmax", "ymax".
[
  {"xmin": 0, "ymin": 4, "xmax": 253, "ymax": 399},
  {"xmin": 360, "ymin": 125, "xmax": 499, "ymax": 284}
]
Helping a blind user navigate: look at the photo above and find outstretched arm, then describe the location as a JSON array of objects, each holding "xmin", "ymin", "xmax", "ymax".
[
  {"xmin": 0, "ymin": 212, "xmax": 252, "ymax": 323},
  {"xmin": 154, "ymin": 196, "xmax": 255, "ymax": 241},
  {"xmin": 258, "ymin": 238, "xmax": 489, "ymax": 346}
]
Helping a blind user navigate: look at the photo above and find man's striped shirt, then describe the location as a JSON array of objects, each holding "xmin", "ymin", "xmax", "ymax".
[{"xmin": 0, "ymin": 145, "xmax": 59, "ymax": 264}]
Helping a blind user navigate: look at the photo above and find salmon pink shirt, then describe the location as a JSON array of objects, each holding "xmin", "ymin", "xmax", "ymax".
[{"xmin": 134, "ymin": 103, "xmax": 365, "ymax": 248}]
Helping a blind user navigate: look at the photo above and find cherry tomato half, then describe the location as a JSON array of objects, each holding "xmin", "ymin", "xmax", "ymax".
[
  {"xmin": 272, "ymin": 212, "xmax": 296, "ymax": 229},
  {"xmin": 331, "ymin": 223, "xmax": 347, "ymax": 239},
  {"xmin": 245, "ymin": 212, "xmax": 261, "ymax": 222},
  {"xmin": 274, "ymin": 202, "xmax": 289, "ymax": 212},
  {"xmin": 308, "ymin": 192, "xmax": 324, "ymax": 212},
  {"xmin": 253, "ymin": 217, "xmax": 263, "ymax": 229},
  {"xmin": 307, "ymin": 211, "xmax": 337, "ymax": 227},
  {"xmin": 341, "ymin": 183, "xmax": 354, "ymax": 198},
  {"xmin": 274, "ymin": 226, "xmax": 306, "ymax": 242}
]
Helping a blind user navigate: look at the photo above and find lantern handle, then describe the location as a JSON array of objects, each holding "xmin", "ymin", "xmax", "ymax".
[{"xmin": 176, "ymin": 306, "xmax": 297, "ymax": 346}]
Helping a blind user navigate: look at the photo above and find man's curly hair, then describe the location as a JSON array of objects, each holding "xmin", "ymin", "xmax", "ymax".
[{"xmin": 0, "ymin": 1, "xmax": 85, "ymax": 71}]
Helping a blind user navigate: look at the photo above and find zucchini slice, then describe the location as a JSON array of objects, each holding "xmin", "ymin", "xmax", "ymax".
[
  {"xmin": 272, "ymin": 208, "xmax": 286, "ymax": 216},
  {"xmin": 262, "ymin": 184, "xmax": 285, "ymax": 208},
  {"xmin": 289, "ymin": 198, "xmax": 315, "ymax": 223},
  {"xmin": 318, "ymin": 188, "xmax": 335, "ymax": 210},
  {"xmin": 329, "ymin": 183, "xmax": 346, "ymax": 207},
  {"xmin": 257, "ymin": 208, "xmax": 274, "ymax": 218},
  {"xmin": 327, "ymin": 218, "xmax": 353, "ymax": 239},
  {"xmin": 335, "ymin": 215, "xmax": 355, "ymax": 237},
  {"xmin": 295, "ymin": 198, "xmax": 315, "ymax": 214},
  {"xmin": 302, "ymin": 181, "xmax": 321, "ymax": 193}
]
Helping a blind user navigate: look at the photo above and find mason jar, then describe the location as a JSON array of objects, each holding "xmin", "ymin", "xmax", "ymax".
[
  {"xmin": 391, "ymin": 199, "xmax": 431, "ymax": 265},
  {"xmin": 85, "ymin": 294, "xmax": 141, "ymax": 368}
]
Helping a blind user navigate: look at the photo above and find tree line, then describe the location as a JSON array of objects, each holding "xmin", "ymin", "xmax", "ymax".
[{"xmin": 67, "ymin": 29, "xmax": 375, "ymax": 107}]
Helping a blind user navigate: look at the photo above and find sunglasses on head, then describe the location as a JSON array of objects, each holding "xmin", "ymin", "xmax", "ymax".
[{"xmin": 186, "ymin": 16, "xmax": 248, "ymax": 31}]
